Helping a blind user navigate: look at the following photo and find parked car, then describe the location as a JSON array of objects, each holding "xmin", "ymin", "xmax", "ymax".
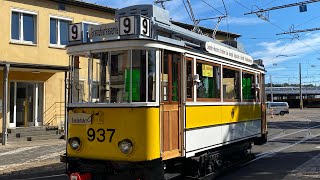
[{"xmin": 266, "ymin": 102, "xmax": 289, "ymax": 116}]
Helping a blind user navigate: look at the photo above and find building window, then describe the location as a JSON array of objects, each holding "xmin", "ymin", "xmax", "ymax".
[
  {"xmin": 11, "ymin": 10, "xmax": 37, "ymax": 44},
  {"xmin": 50, "ymin": 17, "xmax": 71, "ymax": 46},
  {"xmin": 83, "ymin": 22, "xmax": 99, "ymax": 43}
]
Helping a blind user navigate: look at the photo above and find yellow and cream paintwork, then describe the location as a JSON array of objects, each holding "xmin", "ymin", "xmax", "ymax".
[{"xmin": 66, "ymin": 39, "xmax": 265, "ymax": 161}]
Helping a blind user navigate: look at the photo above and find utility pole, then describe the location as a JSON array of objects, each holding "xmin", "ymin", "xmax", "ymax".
[
  {"xmin": 270, "ymin": 74, "xmax": 273, "ymax": 102},
  {"xmin": 2, "ymin": 64, "xmax": 9, "ymax": 145},
  {"xmin": 299, "ymin": 63, "xmax": 303, "ymax": 109}
]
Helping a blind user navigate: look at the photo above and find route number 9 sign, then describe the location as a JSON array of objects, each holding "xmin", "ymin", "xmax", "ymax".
[
  {"xmin": 119, "ymin": 16, "xmax": 135, "ymax": 35},
  {"xmin": 140, "ymin": 16, "xmax": 150, "ymax": 37},
  {"xmin": 69, "ymin": 23, "xmax": 82, "ymax": 42}
]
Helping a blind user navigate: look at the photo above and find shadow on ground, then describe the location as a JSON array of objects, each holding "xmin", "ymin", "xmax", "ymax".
[
  {"xmin": 217, "ymin": 150, "xmax": 320, "ymax": 180},
  {"xmin": 0, "ymin": 163, "xmax": 67, "ymax": 180}
]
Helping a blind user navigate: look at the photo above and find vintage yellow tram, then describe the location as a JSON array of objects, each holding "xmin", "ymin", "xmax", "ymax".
[{"xmin": 64, "ymin": 4, "xmax": 267, "ymax": 180}]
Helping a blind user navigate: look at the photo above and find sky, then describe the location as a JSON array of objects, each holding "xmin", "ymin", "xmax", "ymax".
[{"xmin": 86, "ymin": 0, "xmax": 320, "ymax": 86}]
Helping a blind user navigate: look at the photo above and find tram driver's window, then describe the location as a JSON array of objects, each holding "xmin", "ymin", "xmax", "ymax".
[
  {"xmin": 110, "ymin": 50, "xmax": 131, "ymax": 103},
  {"xmin": 148, "ymin": 50, "xmax": 156, "ymax": 102},
  {"xmin": 196, "ymin": 60, "xmax": 220, "ymax": 100},
  {"xmin": 223, "ymin": 67, "xmax": 240, "ymax": 101},
  {"xmin": 242, "ymin": 72, "xmax": 255, "ymax": 101},
  {"xmin": 132, "ymin": 50, "xmax": 147, "ymax": 102}
]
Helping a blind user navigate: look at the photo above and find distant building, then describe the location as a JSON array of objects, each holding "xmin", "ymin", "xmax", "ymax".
[
  {"xmin": 265, "ymin": 86, "xmax": 320, "ymax": 108},
  {"xmin": 0, "ymin": 0, "xmax": 115, "ymax": 130}
]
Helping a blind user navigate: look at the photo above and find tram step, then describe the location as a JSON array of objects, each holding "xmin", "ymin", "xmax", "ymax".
[{"xmin": 164, "ymin": 173, "xmax": 181, "ymax": 180}]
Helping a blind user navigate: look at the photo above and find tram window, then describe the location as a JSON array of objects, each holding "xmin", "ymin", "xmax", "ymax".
[
  {"xmin": 256, "ymin": 74, "xmax": 261, "ymax": 102},
  {"xmin": 132, "ymin": 50, "xmax": 147, "ymax": 102},
  {"xmin": 148, "ymin": 50, "xmax": 156, "ymax": 102},
  {"xmin": 162, "ymin": 53, "xmax": 169, "ymax": 102},
  {"xmin": 242, "ymin": 72, "xmax": 255, "ymax": 101},
  {"xmin": 92, "ymin": 81, "xmax": 99, "ymax": 100},
  {"xmin": 223, "ymin": 67, "xmax": 240, "ymax": 101},
  {"xmin": 172, "ymin": 54, "xmax": 180, "ymax": 102},
  {"xmin": 110, "ymin": 50, "xmax": 131, "ymax": 103},
  {"xmin": 186, "ymin": 58, "xmax": 193, "ymax": 100},
  {"xmin": 196, "ymin": 61, "xmax": 220, "ymax": 100}
]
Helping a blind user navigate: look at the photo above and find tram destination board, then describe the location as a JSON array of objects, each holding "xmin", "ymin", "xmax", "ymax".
[{"xmin": 68, "ymin": 15, "xmax": 151, "ymax": 44}]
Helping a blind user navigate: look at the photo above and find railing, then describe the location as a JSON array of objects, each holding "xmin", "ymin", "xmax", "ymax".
[{"xmin": 43, "ymin": 102, "xmax": 65, "ymax": 128}]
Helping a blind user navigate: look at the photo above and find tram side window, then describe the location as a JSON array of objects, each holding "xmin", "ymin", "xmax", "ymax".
[
  {"xmin": 186, "ymin": 58, "xmax": 193, "ymax": 100},
  {"xmin": 148, "ymin": 50, "xmax": 156, "ymax": 102},
  {"xmin": 242, "ymin": 72, "xmax": 255, "ymax": 101},
  {"xmin": 110, "ymin": 50, "xmax": 131, "ymax": 103},
  {"xmin": 256, "ymin": 74, "xmax": 261, "ymax": 102},
  {"xmin": 223, "ymin": 67, "xmax": 240, "ymax": 101},
  {"xmin": 196, "ymin": 61, "xmax": 220, "ymax": 100}
]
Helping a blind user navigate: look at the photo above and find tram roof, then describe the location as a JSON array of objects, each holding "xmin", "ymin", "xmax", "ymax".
[
  {"xmin": 171, "ymin": 21, "xmax": 241, "ymax": 39},
  {"xmin": 68, "ymin": 4, "xmax": 259, "ymax": 67}
]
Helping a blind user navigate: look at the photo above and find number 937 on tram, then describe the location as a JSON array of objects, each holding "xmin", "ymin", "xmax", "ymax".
[{"xmin": 63, "ymin": 4, "xmax": 267, "ymax": 180}]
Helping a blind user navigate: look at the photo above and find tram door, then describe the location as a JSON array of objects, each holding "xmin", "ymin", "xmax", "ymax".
[{"xmin": 161, "ymin": 50, "xmax": 182, "ymax": 160}]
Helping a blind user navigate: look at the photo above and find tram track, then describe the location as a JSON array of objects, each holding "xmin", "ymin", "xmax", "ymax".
[
  {"xmin": 244, "ymin": 122, "xmax": 320, "ymax": 166},
  {"xmin": 268, "ymin": 122, "xmax": 320, "ymax": 141}
]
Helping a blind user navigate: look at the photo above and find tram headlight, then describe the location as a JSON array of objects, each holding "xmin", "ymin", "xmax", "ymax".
[
  {"xmin": 69, "ymin": 137, "xmax": 81, "ymax": 150},
  {"xmin": 118, "ymin": 139, "xmax": 133, "ymax": 154}
]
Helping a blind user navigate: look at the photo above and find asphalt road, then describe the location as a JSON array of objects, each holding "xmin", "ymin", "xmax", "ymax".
[{"xmin": 218, "ymin": 108, "xmax": 320, "ymax": 180}]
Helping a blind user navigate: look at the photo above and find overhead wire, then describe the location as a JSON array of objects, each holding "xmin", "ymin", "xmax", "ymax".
[
  {"xmin": 261, "ymin": 0, "xmax": 280, "ymax": 8},
  {"xmin": 234, "ymin": 0, "xmax": 320, "ymax": 58},
  {"xmin": 221, "ymin": 0, "xmax": 231, "ymax": 43},
  {"xmin": 182, "ymin": 0, "xmax": 193, "ymax": 22},
  {"xmin": 200, "ymin": 0, "xmax": 225, "ymax": 15}
]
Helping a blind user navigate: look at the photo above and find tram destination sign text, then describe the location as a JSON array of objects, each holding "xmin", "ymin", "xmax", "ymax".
[
  {"xmin": 89, "ymin": 23, "xmax": 119, "ymax": 41},
  {"xmin": 205, "ymin": 42, "xmax": 253, "ymax": 65}
]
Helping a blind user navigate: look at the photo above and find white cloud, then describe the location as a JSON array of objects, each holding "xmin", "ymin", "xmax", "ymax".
[
  {"xmin": 251, "ymin": 32, "xmax": 320, "ymax": 67},
  {"xmin": 221, "ymin": 16, "xmax": 266, "ymax": 26}
]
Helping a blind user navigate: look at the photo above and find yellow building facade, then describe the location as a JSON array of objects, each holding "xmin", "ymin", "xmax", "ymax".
[{"xmin": 0, "ymin": 0, "xmax": 115, "ymax": 131}]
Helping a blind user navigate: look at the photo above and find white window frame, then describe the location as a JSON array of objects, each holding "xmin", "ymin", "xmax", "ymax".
[
  {"xmin": 11, "ymin": 8, "xmax": 38, "ymax": 45},
  {"xmin": 49, "ymin": 15, "xmax": 73, "ymax": 48},
  {"xmin": 82, "ymin": 21, "xmax": 100, "ymax": 43}
]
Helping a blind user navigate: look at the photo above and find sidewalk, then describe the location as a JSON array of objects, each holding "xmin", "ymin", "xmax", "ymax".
[{"xmin": 0, "ymin": 139, "xmax": 66, "ymax": 175}]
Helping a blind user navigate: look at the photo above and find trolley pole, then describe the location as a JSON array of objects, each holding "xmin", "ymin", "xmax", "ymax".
[
  {"xmin": 270, "ymin": 74, "xmax": 273, "ymax": 102},
  {"xmin": 299, "ymin": 63, "xmax": 303, "ymax": 109}
]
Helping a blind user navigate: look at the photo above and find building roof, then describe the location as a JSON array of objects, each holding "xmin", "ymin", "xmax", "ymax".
[
  {"xmin": 49, "ymin": 0, "xmax": 116, "ymax": 14},
  {"xmin": 171, "ymin": 21, "xmax": 241, "ymax": 39}
]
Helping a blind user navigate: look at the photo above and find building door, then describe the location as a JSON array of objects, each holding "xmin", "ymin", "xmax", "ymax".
[
  {"xmin": 9, "ymin": 82, "xmax": 43, "ymax": 128},
  {"xmin": 161, "ymin": 50, "xmax": 182, "ymax": 160}
]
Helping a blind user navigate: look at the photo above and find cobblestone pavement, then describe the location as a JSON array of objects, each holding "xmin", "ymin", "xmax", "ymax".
[{"xmin": 0, "ymin": 139, "xmax": 66, "ymax": 176}]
